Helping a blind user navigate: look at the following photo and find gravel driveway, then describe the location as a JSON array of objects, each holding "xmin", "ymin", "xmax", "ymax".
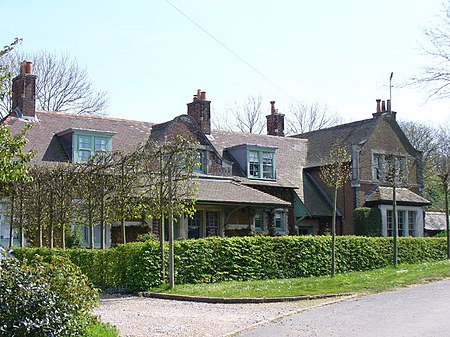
[{"xmin": 94, "ymin": 295, "xmax": 350, "ymax": 337}]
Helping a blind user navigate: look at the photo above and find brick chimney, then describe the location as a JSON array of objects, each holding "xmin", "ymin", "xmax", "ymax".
[
  {"xmin": 372, "ymin": 98, "xmax": 396, "ymax": 119},
  {"xmin": 187, "ymin": 89, "xmax": 211, "ymax": 134},
  {"xmin": 266, "ymin": 101, "xmax": 285, "ymax": 136},
  {"xmin": 12, "ymin": 61, "xmax": 36, "ymax": 119}
]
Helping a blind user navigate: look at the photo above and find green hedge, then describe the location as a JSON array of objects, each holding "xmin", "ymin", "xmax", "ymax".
[
  {"xmin": 354, "ymin": 207, "xmax": 382, "ymax": 236},
  {"xmin": 13, "ymin": 236, "xmax": 447, "ymax": 292}
]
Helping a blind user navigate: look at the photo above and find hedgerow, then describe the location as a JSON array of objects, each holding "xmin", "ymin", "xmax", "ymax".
[{"xmin": 13, "ymin": 236, "xmax": 447, "ymax": 292}]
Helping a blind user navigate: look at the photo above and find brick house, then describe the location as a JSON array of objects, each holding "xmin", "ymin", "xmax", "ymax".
[
  {"xmin": 1, "ymin": 64, "xmax": 306, "ymax": 247},
  {"xmin": 0, "ymin": 62, "xmax": 430, "ymax": 246},
  {"xmin": 292, "ymin": 99, "xmax": 430, "ymax": 236}
]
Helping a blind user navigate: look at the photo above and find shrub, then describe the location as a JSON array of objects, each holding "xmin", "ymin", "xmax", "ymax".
[
  {"xmin": 0, "ymin": 255, "xmax": 98, "ymax": 336},
  {"xmin": 354, "ymin": 207, "xmax": 382, "ymax": 236}
]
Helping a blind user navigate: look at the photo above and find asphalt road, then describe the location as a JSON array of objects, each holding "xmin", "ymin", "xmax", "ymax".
[{"xmin": 235, "ymin": 279, "xmax": 450, "ymax": 337}]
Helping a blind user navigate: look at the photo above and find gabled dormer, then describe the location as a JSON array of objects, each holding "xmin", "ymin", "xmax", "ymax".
[
  {"xmin": 57, "ymin": 128, "xmax": 115, "ymax": 163},
  {"xmin": 225, "ymin": 144, "xmax": 277, "ymax": 180}
]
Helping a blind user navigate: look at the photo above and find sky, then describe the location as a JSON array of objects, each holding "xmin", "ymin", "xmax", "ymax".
[{"xmin": 1, "ymin": 0, "xmax": 449, "ymax": 128}]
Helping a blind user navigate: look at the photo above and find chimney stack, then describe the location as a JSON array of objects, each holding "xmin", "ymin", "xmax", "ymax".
[
  {"xmin": 266, "ymin": 101, "xmax": 285, "ymax": 137},
  {"xmin": 373, "ymin": 98, "xmax": 396, "ymax": 119},
  {"xmin": 12, "ymin": 61, "xmax": 36, "ymax": 119},
  {"xmin": 187, "ymin": 89, "xmax": 211, "ymax": 134}
]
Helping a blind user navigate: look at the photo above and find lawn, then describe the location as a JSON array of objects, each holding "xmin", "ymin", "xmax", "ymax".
[{"xmin": 151, "ymin": 260, "xmax": 450, "ymax": 298}]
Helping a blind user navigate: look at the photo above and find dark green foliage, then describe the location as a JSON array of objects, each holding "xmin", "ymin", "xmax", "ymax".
[
  {"xmin": 14, "ymin": 236, "xmax": 447, "ymax": 292},
  {"xmin": 354, "ymin": 207, "xmax": 382, "ymax": 236},
  {"xmin": 0, "ymin": 255, "xmax": 98, "ymax": 336}
]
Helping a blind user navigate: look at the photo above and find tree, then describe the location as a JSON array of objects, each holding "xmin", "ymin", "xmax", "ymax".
[
  {"xmin": 0, "ymin": 50, "xmax": 108, "ymax": 119},
  {"xmin": 0, "ymin": 38, "xmax": 22, "ymax": 102},
  {"xmin": 287, "ymin": 101, "xmax": 342, "ymax": 135},
  {"xmin": 140, "ymin": 136, "xmax": 199, "ymax": 288},
  {"xmin": 221, "ymin": 94, "xmax": 265, "ymax": 133},
  {"xmin": 319, "ymin": 144, "xmax": 351, "ymax": 277},
  {"xmin": 410, "ymin": 2, "xmax": 450, "ymax": 100}
]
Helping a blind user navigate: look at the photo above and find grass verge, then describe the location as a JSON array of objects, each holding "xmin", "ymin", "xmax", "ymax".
[
  {"xmin": 151, "ymin": 260, "xmax": 450, "ymax": 298},
  {"xmin": 84, "ymin": 320, "xmax": 120, "ymax": 337}
]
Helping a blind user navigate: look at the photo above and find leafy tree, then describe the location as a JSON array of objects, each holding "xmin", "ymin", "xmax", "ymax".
[
  {"xmin": 0, "ymin": 50, "xmax": 108, "ymax": 119},
  {"xmin": 320, "ymin": 144, "xmax": 351, "ymax": 277},
  {"xmin": 0, "ymin": 38, "xmax": 22, "ymax": 102},
  {"xmin": 410, "ymin": 2, "xmax": 450, "ymax": 99},
  {"xmin": 287, "ymin": 101, "xmax": 342, "ymax": 135},
  {"xmin": 108, "ymin": 149, "xmax": 143, "ymax": 245},
  {"xmin": 140, "ymin": 136, "xmax": 199, "ymax": 287}
]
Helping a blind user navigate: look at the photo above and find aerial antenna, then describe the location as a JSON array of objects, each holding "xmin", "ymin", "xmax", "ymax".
[{"xmin": 389, "ymin": 72, "xmax": 393, "ymax": 112}]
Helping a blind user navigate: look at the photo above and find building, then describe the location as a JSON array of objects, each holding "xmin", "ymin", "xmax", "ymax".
[
  {"xmin": 292, "ymin": 99, "xmax": 430, "ymax": 236},
  {"xmin": 0, "ymin": 62, "xmax": 430, "ymax": 247}
]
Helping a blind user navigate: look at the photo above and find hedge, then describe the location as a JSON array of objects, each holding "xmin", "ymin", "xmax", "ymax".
[{"xmin": 13, "ymin": 236, "xmax": 447, "ymax": 292}]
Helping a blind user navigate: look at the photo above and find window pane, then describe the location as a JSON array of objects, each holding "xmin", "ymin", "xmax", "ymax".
[
  {"xmin": 262, "ymin": 152, "xmax": 274, "ymax": 179},
  {"xmin": 387, "ymin": 210, "xmax": 393, "ymax": 237},
  {"xmin": 206, "ymin": 212, "xmax": 219, "ymax": 237},
  {"xmin": 78, "ymin": 150, "xmax": 91, "ymax": 162},
  {"xmin": 195, "ymin": 151, "xmax": 205, "ymax": 173},
  {"xmin": 398, "ymin": 211, "xmax": 405, "ymax": 237},
  {"xmin": 79, "ymin": 135, "xmax": 90, "ymax": 149},
  {"xmin": 95, "ymin": 137, "xmax": 107, "ymax": 152},
  {"xmin": 188, "ymin": 211, "xmax": 201, "ymax": 238},
  {"xmin": 275, "ymin": 211, "xmax": 283, "ymax": 229},
  {"xmin": 254, "ymin": 211, "xmax": 263, "ymax": 230},
  {"xmin": 408, "ymin": 211, "xmax": 416, "ymax": 236},
  {"xmin": 249, "ymin": 151, "xmax": 260, "ymax": 178}
]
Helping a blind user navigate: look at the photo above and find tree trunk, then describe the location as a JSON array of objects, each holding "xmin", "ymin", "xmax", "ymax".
[
  {"xmin": 168, "ymin": 169, "xmax": 175, "ymax": 289},
  {"xmin": 445, "ymin": 180, "xmax": 449, "ymax": 259},
  {"xmin": 393, "ymin": 185, "xmax": 398, "ymax": 267},
  {"xmin": 331, "ymin": 187, "xmax": 337, "ymax": 277},
  {"xmin": 9, "ymin": 192, "xmax": 14, "ymax": 248},
  {"xmin": 121, "ymin": 218, "xmax": 126, "ymax": 245},
  {"xmin": 160, "ymin": 217, "xmax": 165, "ymax": 282}
]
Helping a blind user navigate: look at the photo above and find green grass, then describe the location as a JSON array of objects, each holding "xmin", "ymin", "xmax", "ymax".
[
  {"xmin": 84, "ymin": 321, "xmax": 120, "ymax": 337},
  {"xmin": 151, "ymin": 260, "xmax": 450, "ymax": 298}
]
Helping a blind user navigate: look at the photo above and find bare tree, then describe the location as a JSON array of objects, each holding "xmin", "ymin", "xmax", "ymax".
[
  {"xmin": 221, "ymin": 94, "xmax": 265, "ymax": 133},
  {"xmin": 287, "ymin": 101, "xmax": 342, "ymax": 135},
  {"xmin": 0, "ymin": 50, "xmax": 108, "ymax": 118},
  {"xmin": 410, "ymin": 2, "xmax": 450, "ymax": 100}
]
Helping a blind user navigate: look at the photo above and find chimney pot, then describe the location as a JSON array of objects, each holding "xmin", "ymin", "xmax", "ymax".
[
  {"xmin": 270, "ymin": 100, "xmax": 276, "ymax": 114},
  {"xmin": 25, "ymin": 61, "xmax": 33, "ymax": 74},
  {"xmin": 200, "ymin": 91, "xmax": 206, "ymax": 100},
  {"xmin": 376, "ymin": 99, "xmax": 381, "ymax": 113},
  {"xmin": 387, "ymin": 99, "xmax": 391, "ymax": 112},
  {"xmin": 381, "ymin": 100, "xmax": 386, "ymax": 112}
]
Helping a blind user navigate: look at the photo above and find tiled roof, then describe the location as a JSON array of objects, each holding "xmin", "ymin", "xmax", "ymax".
[
  {"xmin": 291, "ymin": 117, "xmax": 379, "ymax": 167},
  {"xmin": 425, "ymin": 212, "xmax": 449, "ymax": 231},
  {"xmin": 365, "ymin": 186, "xmax": 431, "ymax": 205},
  {"xmin": 4, "ymin": 111, "xmax": 153, "ymax": 164},
  {"xmin": 195, "ymin": 177, "xmax": 290, "ymax": 206},
  {"xmin": 209, "ymin": 130, "xmax": 308, "ymax": 199}
]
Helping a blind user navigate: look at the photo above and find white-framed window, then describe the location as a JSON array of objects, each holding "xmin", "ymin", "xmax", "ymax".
[
  {"xmin": 249, "ymin": 151, "xmax": 260, "ymax": 178},
  {"xmin": 386, "ymin": 209, "xmax": 417, "ymax": 237},
  {"xmin": 262, "ymin": 152, "xmax": 274, "ymax": 179},
  {"xmin": 275, "ymin": 209, "xmax": 287, "ymax": 232},
  {"xmin": 194, "ymin": 151, "xmax": 206, "ymax": 173}
]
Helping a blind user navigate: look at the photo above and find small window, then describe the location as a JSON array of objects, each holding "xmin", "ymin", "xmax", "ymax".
[
  {"xmin": 398, "ymin": 211, "xmax": 405, "ymax": 237},
  {"xmin": 387, "ymin": 210, "xmax": 393, "ymax": 237},
  {"xmin": 188, "ymin": 211, "xmax": 201, "ymax": 239},
  {"xmin": 79, "ymin": 135, "xmax": 91, "ymax": 149},
  {"xmin": 95, "ymin": 137, "xmax": 108, "ymax": 152},
  {"xmin": 78, "ymin": 150, "xmax": 91, "ymax": 162},
  {"xmin": 254, "ymin": 211, "xmax": 263, "ymax": 231},
  {"xmin": 195, "ymin": 151, "xmax": 206, "ymax": 173},
  {"xmin": 408, "ymin": 211, "xmax": 416, "ymax": 236},
  {"xmin": 262, "ymin": 152, "xmax": 274, "ymax": 179},
  {"xmin": 206, "ymin": 211, "xmax": 219, "ymax": 237},
  {"xmin": 249, "ymin": 151, "xmax": 259, "ymax": 178}
]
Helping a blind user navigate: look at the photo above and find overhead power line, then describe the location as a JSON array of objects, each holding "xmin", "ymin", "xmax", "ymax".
[{"xmin": 163, "ymin": 0, "xmax": 298, "ymax": 102}]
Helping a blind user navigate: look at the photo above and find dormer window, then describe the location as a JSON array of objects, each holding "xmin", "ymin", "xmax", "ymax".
[
  {"xmin": 247, "ymin": 146, "xmax": 276, "ymax": 180},
  {"xmin": 56, "ymin": 128, "xmax": 115, "ymax": 164},
  {"xmin": 75, "ymin": 134, "xmax": 112, "ymax": 163}
]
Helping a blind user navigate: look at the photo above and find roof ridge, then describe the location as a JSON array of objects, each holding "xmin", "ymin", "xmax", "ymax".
[
  {"xmin": 36, "ymin": 110, "xmax": 153, "ymax": 124},
  {"xmin": 292, "ymin": 117, "xmax": 375, "ymax": 137}
]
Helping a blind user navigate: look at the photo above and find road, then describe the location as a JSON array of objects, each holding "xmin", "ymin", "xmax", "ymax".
[{"xmin": 235, "ymin": 279, "xmax": 450, "ymax": 337}]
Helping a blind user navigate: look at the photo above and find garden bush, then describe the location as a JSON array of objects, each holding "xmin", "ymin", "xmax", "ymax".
[
  {"xmin": 0, "ymin": 255, "xmax": 98, "ymax": 336},
  {"xmin": 13, "ymin": 236, "xmax": 447, "ymax": 292}
]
